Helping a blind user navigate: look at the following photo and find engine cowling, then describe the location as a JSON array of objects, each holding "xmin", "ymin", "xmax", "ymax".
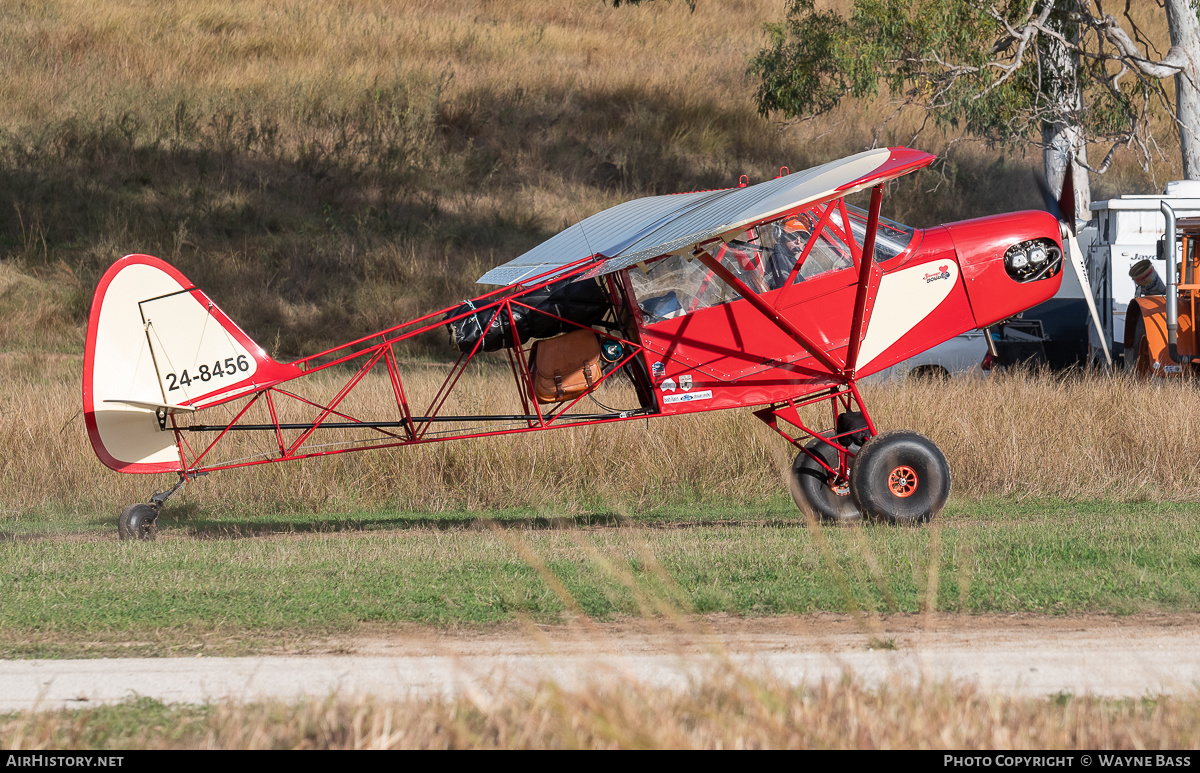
[{"xmin": 944, "ymin": 210, "xmax": 1065, "ymax": 329}]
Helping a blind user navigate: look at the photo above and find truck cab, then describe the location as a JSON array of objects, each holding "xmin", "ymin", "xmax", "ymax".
[{"xmin": 1088, "ymin": 182, "xmax": 1200, "ymax": 366}]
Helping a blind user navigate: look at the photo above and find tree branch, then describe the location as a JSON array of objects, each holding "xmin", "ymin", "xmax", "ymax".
[{"xmin": 1093, "ymin": 13, "xmax": 1191, "ymax": 80}]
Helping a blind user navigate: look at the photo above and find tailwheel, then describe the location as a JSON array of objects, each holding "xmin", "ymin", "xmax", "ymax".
[
  {"xmin": 850, "ymin": 430, "xmax": 950, "ymax": 525},
  {"xmin": 117, "ymin": 504, "xmax": 159, "ymax": 541},
  {"xmin": 789, "ymin": 439, "xmax": 862, "ymax": 525}
]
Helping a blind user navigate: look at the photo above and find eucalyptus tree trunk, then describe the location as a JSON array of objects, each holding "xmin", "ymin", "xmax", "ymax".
[
  {"xmin": 1040, "ymin": 10, "xmax": 1090, "ymax": 220},
  {"xmin": 1165, "ymin": 0, "xmax": 1200, "ymax": 180},
  {"xmin": 1043, "ymin": 122, "xmax": 1090, "ymax": 221}
]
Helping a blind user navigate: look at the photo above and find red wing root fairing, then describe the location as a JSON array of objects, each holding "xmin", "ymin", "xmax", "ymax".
[{"xmin": 85, "ymin": 147, "xmax": 1069, "ymax": 537}]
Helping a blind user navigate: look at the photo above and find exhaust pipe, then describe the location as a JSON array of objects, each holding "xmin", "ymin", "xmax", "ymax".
[
  {"xmin": 1129, "ymin": 259, "xmax": 1166, "ymax": 296},
  {"xmin": 1162, "ymin": 202, "xmax": 1189, "ymax": 364}
]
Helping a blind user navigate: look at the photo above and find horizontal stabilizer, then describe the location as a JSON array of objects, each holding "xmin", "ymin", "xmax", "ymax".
[{"xmin": 103, "ymin": 399, "xmax": 197, "ymax": 414}]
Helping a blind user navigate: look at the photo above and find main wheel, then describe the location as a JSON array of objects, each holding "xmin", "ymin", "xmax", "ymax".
[
  {"xmin": 849, "ymin": 431, "xmax": 950, "ymax": 525},
  {"xmin": 118, "ymin": 504, "xmax": 158, "ymax": 541},
  {"xmin": 908, "ymin": 365, "xmax": 950, "ymax": 381},
  {"xmin": 789, "ymin": 440, "xmax": 862, "ymax": 524}
]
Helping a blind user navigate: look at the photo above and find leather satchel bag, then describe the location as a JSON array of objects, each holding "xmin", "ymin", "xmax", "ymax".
[{"xmin": 533, "ymin": 329, "xmax": 602, "ymax": 404}]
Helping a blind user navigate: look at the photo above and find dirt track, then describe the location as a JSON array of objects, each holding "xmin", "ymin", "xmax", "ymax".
[{"xmin": 5, "ymin": 614, "xmax": 1199, "ymax": 710}]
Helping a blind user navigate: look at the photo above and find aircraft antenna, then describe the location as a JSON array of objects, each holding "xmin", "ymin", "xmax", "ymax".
[{"xmin": 578, "ymin": 220, "xmax": 596, "ymax": 262}]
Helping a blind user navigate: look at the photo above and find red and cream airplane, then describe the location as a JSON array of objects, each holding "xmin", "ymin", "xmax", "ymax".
[{"xmin": 84, "ymin": 147, "xmax": 1089, "ymax": 538}]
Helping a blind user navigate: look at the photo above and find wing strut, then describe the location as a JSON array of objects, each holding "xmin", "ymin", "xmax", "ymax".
[
  {"xmin": 695, "ymin": 253, "xmax": 843, "ymax": 376},
  {"xmin": 844, "ymin": 185, "xmax": 884, "ymax": 374}
]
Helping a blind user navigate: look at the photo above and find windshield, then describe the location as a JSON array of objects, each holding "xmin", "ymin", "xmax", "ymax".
[
  {"xmin": 628, "ymin": 244, "xmax": 767, "ymax": 324},
  {"xmin": 831, "ymin": 205, "xmax": 916, "ymax": 262}
]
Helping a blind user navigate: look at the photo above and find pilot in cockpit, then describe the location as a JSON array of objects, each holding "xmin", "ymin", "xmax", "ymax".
[{"xmin": 765, "ymin": 216, "xmax": 811, "ymax": 286}]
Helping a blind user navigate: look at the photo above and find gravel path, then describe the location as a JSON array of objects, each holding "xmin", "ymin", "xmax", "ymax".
[{"xmin": 6, "ymin": 614, "xmax": 1198, "ymax": 710}]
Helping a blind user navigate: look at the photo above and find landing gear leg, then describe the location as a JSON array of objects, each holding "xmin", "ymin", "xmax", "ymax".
[
  {"xmin": 758, "ymin": 384, "xmax": 949, "ymax": 527},
  {"xmin": 756, "ymin": 390, "xmax": 874, "ymax": 525},
  {"xmin": 117, "ymin": 475, "xmax": 188, "ymax": 541}
]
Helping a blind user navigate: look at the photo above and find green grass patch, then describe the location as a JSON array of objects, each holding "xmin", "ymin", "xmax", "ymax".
[
  {"xmin": 0, "ymin": 697, "xmax": 214, "ymax": 748},
  {"xmin": 0, "ymin": 498, "xmax": 804, "ymax": 539},
  {"xmin": 2, "ymin": 499, "xmax": 1198, "ymax": 657}
]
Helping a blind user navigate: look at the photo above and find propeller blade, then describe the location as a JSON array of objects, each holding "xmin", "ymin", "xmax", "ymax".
[
  {"xmin": 1035, "ymin": 171, "xmax": 1061, "ymax": 221},
  {"xmin": 1066, "ymin": 231, "xmax": 1111, "ymax": 366},
  {"xmin": 1059, "ymin": 161, "xmax": 1077, "ymax": 236}
]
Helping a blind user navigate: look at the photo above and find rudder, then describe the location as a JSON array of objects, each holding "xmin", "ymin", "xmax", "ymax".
[{"xmin": 83, "ymin": 254, "xmax": 295, "ymax": 473}]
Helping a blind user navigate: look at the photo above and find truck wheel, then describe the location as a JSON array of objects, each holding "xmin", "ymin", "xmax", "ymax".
[
  {"xmin": 849, "ymin": 431, "xmax": 950, "ymax": 525},
  {"xmin": 790, "ymin": 440, "xmax": 862, "ymax": 524},
  {"xmin": 1126, "ymin": 317, "xmax": 1152, "ymax": 377}
]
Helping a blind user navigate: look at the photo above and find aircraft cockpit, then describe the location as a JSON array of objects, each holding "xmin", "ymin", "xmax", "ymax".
[{"xmin": 628, "ymin": 203, "xmax": 916, "ymax": 326}]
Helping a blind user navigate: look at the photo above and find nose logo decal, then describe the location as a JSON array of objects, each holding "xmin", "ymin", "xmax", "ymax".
[{"xmin": 923, "ymin": 265, "xmax": 951, "ymax": 283}]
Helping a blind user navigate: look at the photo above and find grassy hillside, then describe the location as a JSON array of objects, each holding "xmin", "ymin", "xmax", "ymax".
[
  {"xmin": 0, "ymin": 0, "xmax": 1177, "ymax": 358},
  {"xmin": 0, "ymin": 0, "xmax": 1190, "ymax": 520}
]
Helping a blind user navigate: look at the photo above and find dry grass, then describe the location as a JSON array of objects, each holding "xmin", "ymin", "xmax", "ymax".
[
  {"xmin": 4, "ymin": 676, "xmax": 1198, "ymax": 749},
  {"xmin": 3, "ymin": 5, "xmax": 1197, "ymax": 749},
  {"xmin": 5, "ymin": 353, "xmax": 1200, "ymax": 518}
]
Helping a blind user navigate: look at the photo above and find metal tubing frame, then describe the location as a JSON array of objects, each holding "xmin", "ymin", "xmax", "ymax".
[
  {"xmin": 169, "ymin": 268, "xmax": 653, "ymax": 476},
  {"xmin": 285, "ymin": 348, "xmax": 388, "ymax": 455},
  {"xmin": 752, "ymin": 383, "xmax": 875, "ymax": 482},
  {"xmin": 183, "ymin": 409, "xmax": 655, "ymax": 475},
  {"xmin": 181, "ymin": 256, "xmax": 602, "ymax": 413},
  {"xmin": 291, "ymin": 257, "xmax": 599, "ymax": 368}
]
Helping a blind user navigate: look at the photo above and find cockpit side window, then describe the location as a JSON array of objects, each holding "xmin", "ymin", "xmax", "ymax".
[
  {"xmin": 629, "ymin": 237, "xmax": 772, "ymax": 324},
  {"xmin": 628, "ymin": 200, "xmax": 916, "ymax": 324},
  {"xmin": 758, "ymin": 199, "xmax": 917, "ymax": 285},
  {"xmin": 753, "ymin": 203, "xmax": 854, "ymax": 285}
]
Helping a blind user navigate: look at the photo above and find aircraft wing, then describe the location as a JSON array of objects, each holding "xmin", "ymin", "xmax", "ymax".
[{"xmin": 477, "ymin": 147, "xmax": 935, "ymax": 286}]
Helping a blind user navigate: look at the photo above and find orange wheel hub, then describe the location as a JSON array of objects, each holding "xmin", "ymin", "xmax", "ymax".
[{"xmin": 887, "ymin": 465, "xmax": 918, "ymax": 497}]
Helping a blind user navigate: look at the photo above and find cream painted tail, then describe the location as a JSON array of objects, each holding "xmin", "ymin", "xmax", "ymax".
[{"xmin": 83, "ymin": 254, "xmax": 298, "ymax": 473}]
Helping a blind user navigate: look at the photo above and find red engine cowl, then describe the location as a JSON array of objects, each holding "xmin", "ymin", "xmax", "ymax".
[{"xmin": 945, "ymin": 210, "xmax": 1065, "ymax": 328}]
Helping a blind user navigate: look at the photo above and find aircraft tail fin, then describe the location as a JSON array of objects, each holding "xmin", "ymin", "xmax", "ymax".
[{"xmin": 83, "ymin": 254, "xmax": 296, "ymax": 473}]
